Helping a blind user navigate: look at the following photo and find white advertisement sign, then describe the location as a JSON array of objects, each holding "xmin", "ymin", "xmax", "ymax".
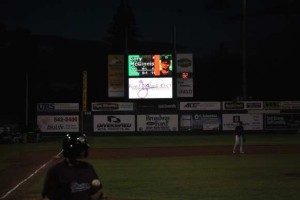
[
  {"xmin": 222, "ymin": 114, "xmax": 263, "ymax": 130},
  {"xmin": 137, "ymin": 114, "xmax": 178, "ymax": 131},
  {"xmin": 94, "ymin": 115, "xmax": 135, "ymax": 132},
  {"xmin": 37, "ymin": 115, "xmax": 79, "ymax": 132},
  {"xmin": 128, "ymin": 77, "xmax": 173, "ymax": 99},
  {"xmin": 177, "ymin": 78, "xmax": 193, "ymax": 97},
  {"xmin": 108, "ymin": 55, "xmax": 124, "ymax": 97}
]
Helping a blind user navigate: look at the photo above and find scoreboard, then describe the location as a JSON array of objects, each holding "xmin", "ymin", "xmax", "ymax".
[{"xmin": 127, "ymin": 54, "xmax": 173, "ymax": 99}]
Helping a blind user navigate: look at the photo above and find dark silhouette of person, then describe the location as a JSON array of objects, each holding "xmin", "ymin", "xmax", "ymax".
[
  {"xmin": 233, "ymin": 121, "xmax": 245, "ymax": 154},
  {"xmin": 42, "ymin": 133, "xmax": 103, "ymax": 200}
]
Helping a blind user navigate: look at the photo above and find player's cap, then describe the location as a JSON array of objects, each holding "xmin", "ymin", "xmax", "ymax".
[{"xmin": 161, "ymin": 55, "xmax": 171, "ymax": 61}]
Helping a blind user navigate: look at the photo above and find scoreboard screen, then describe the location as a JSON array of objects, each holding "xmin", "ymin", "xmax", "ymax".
[
  {"xmin": 127, "ymin": 54, "xmax": 173, "ymax": 99},
  {"xmin": 128, "ymin": 54, "xmax": 173, "ymax": 77}
]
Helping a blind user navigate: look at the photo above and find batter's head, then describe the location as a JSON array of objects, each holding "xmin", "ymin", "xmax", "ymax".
[
  {"xmin": 161, "ymin": 55, "xmax": 171, "ymax": 64},
  {"xmin": 62, "ymin": 133, "xmax": 90, "ymax": 159}
]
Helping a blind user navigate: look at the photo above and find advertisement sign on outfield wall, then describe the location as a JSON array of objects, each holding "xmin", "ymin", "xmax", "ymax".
[
  {"xmin": 180, "ymin": 102, "xmax": 221, "ymax": 110},
  {"xmin": 222, "ymin": 114, "xmax": 263, "ymax": 130},
  {"xmin": 137, "ymin": 114, "xmax": 178, "ymax": 131},
  {"xmin": 92, "ymin": 102, "xmax": 134, "ymax": 111},
  {"xmin": 136, "ymin": 102, "xmax": 177, "ymax": 110},
  {"xmin": 37, "ymin": 115, "xmax": 79, "ymax": 132},
  {"xmin": 264, "ymin": 114, "xmax": 300, "ymax": 130},
  {"xmin": 222, "ymin": 101, "xmax": 263, "ymax": 110},
  {"xmin": 37, "ymin": 103, "xmax": 79, "ymax": 112},
  {"xmin": 180, "ymin": 113, "xmax": 221, "ymax": 131},
  {"xmin": 264, "ymin": 101, "xmax": 300, "ymax": 110},
  {"xmin": 93, "ymin": 115, "xmax": 135, "ymax": 132}
]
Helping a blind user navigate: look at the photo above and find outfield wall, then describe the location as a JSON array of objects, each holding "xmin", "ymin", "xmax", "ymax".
[{"xmin": 36, "ymin": 101, "xmax": 300, "ymax": 136}]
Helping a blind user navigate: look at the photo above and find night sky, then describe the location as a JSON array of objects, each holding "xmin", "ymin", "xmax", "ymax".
[
  {"xmin": 2, "ymin": 0, "xmax": 298, "ymax": 50},
  {"xmin": 0, "ymin": 0, "xmax": 300, "ymax": 123}
]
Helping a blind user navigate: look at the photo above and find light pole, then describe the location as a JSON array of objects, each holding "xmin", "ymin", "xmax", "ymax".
[
  {"xmin": 242, "ymin": 0, "xmax": 248, "ymax": 100},
  {"xmin": 25, "ymin": 72, "xmax": 29, "ymax": 129}
]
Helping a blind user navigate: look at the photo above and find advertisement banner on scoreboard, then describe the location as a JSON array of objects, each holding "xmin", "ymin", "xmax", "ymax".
[
  {"xmin": 177, "ymin": 78, "xmax": 193, "ymax": 97},
  {"xmin": 176, "ymin": 53, "xmax": 193, "ymax": 73},
  {"xmin": 108, "ymin": 55, "xmax": 124, "ymax": 97}
]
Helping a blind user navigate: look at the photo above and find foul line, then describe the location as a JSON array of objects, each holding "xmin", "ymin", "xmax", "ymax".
[{"xmin": 0, "ymin": 150, "xmax": 63, "ymax": 199}]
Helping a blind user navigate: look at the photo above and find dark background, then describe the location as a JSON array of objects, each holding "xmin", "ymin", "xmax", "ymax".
[{"xmin": 0, "ymin": 0, "xmax": 299, "ymax": 125}]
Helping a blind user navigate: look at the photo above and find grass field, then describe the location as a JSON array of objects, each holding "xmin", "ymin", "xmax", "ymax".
[{"xmin": 1, "ymin": 133, "xmax": 300, "ymax": 200}]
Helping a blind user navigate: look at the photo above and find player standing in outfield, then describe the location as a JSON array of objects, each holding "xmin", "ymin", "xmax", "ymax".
[
  {"xmin": 233, "ymin": 121, "xmax": 245, "ymax": 154},
  {"xmin": 42, "ymin": 133, "xmax": 103, "ymax": 200}
]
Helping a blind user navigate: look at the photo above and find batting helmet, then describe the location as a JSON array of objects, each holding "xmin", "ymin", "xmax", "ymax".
[{"xmin": 62, "ymin": 133, "xmax": 90, "ymax": 159}]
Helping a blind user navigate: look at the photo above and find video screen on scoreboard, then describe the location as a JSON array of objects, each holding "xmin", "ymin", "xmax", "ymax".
[
  {"xmin": 128, "ymin": 77, "xmax": 173, "ymax": 99},
  {"xmin": 128, "ymin": 54, "xmax": 173, "ymax": 77},
  {"xmin": 127, "ymin": 54, "xmax": 173, "ymax": 99}
]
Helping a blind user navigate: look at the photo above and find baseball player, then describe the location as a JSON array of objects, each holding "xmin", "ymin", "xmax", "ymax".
[
  {"xmin": 42, "ymin": 133, "xmax": 103, "ymax": 200},
  {"xmin": 233, "ymin": 121, "xmax": 245, "ymax": 154}
]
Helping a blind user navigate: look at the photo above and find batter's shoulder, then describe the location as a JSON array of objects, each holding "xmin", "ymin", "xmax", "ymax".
[{"xmin": 77, "ymin": 160, "xmax": 94, "ymax": 168}]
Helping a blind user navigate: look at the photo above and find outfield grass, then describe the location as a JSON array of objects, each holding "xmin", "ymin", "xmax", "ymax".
[
  {"xmin": 88, "ymin": 133, "xmax": 300, "ymax": 148},
  {"xmin": 2, "ymin": 134, "xmax": 300, "ymax": 200},
  {"xmin": 91, "ymin": 154, "xmax": 300, "ymax": 200}
]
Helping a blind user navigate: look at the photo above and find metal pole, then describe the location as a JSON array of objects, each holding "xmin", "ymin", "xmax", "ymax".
[
  {"xmin": 173, "ymin": 25, "xmax": 177, "ymax": 54},
  {"xmin": 242, "ymin": 0, "xmax": 248, "ymax": 100},
  {"xmin": 173, "ymin": 25, "xmax": 177, "ymax": 100},
  {"xmin": 125, "ymin": 26, "xmax": 128, "ymax": 54},
  {"xmin": 82, "ymin": 71, "xmax": 87, "ymax": 133},
  {"xmin": 25, "ymin": 72, "xmax": 29, "ymax": 128}
]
